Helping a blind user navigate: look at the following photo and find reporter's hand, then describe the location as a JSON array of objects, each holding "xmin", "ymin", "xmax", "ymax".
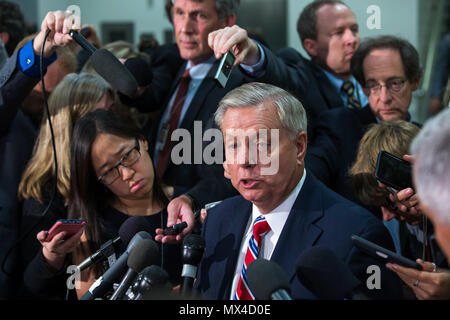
[
  {"xmin": 379, "ymin": 154, "xmax": 422, "ymax": 224},
  {"xmin": 155, "ymin": 194, "xmax": 195, "ymax": 244},
  {"xmin": 37, "ymin": 227, "xmax": 84, "ymax": 272},
  {"xmin": 386, "ymin": 259, "xmax": 450, "ymax": 300},
  {"xmin": 33, "ymin": 10, "xmax": 81, "ymax": 58},
  {"xmin": 208, "ymin": 25, "xmax": 261, "ymax": 66}
]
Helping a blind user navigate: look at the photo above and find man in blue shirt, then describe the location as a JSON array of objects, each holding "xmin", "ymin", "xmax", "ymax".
[
  {"xmin": 0, "ymin": 9, "xmax": 80, "ymax": 298},
  {"xmin": 207, "ymin": 0, "xmax": 367, "ymax": 139}
]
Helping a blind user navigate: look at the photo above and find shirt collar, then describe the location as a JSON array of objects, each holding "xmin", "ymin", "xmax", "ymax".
[
  {"xmin": 321, "ymin": 67, "xmax": 357, "ymax": 92},
  {"xmin": 251, "ymin": 169, "xmax": 307, "ymax": 237},
  {"xmin": 186, "ymin": 55, "xmax": 216, "ymax": 80}
]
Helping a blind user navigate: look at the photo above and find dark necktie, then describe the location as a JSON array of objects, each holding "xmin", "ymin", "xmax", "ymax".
[
  {"xmin": 156, "ymin": 69, "xmax": 191, "ymax": 178},
  {"xmin": 342, "ymin": 80, "xmax": 362, "ymax": 109}
]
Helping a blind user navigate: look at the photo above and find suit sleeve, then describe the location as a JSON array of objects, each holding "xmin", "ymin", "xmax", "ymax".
[
  {"xmin": 0, "ymin": 52, "xmax": 40, "ymax": 136},
  {"xmin": 305, "ymin": 110, "xmax": 341, "ymax": 187},
  {"xmin": 178, "ymin": 116, "xmax": 238, "ymax": 208}
]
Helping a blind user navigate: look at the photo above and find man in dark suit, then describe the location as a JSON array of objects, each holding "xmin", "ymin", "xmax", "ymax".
[
  {"xmin": 194, "ymin": 82, "xmax": 402, "ymax": 300},
  {"xmin": 140, "ymin": 0, "xmax": 262, "ymax": 242},
  {"xmin": 305, "ymin": 35, "xmax": 422, "ymax": 211},
  {"xmin": 207, "ymin": 0, "xmax": 368, "ymax": 139}
]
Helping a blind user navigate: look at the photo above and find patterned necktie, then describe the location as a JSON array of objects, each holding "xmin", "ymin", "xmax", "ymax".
[
  {"xmin": 342, "ymin": 80, "xmax": 362, "ymax": 109},
  {"xmin": 155, "ymin": 68, "xmax": 191, "ymax": 178},
  {"xmin": 234, "ymin": 216, "xmax": 271, "ymax": 300}
]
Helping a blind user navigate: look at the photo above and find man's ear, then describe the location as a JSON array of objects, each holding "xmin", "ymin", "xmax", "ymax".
[
  {"xmin": 223, "ymin": 14, "xmax": 236, "ymax": 28},
  {"xmin": 295, "ymin": 131, "xmax": 308, "ymax": 166},
  {"xmin": 223, "ymin": 161, "xmax": 231, "ymax": 180},
  {"xmin": 0, "ymin": 32, "xmax": 10, "ymax": 46},
  {"xmin": 410, "ymin": 76, "xmax": 421, "ymax": 91},
  {"xmin": 303, "ymin": 38, "xmax": 318, "ymax": 57}
]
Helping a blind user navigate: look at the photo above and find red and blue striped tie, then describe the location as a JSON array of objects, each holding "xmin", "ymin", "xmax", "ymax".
[{"xmin": 234, "ymin": 216, "xmax": 271, "ymax": 300}]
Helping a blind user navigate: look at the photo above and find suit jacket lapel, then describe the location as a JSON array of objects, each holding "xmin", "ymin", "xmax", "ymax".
[
  {"xmin": 270, "ymin": 173, "xmax": 325, "ymax": 281},
  {"xmin": 309, "ymin": 61, "xmax": 344, "ymax": 110},
  {"xmin": 179, "ymin": 59, "xmax": 220, "ymax": 130},
  {"xmin": 219, "ymin": 198, "xmax": 252, "ymax": 299}
]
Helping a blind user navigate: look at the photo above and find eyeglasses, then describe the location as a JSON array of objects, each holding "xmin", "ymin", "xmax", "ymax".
[
  {"xmin": 97, "ymin": 138, "xmax": 141, "ymax": 185},
  {"xmin": 364, "ymin": 78, "xmax": 406, "ymax": 95}
]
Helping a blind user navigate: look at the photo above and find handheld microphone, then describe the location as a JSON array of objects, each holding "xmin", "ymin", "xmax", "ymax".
[
  {"xmin": 247, "ymin": 259, "xmax": 293, "ymax": 300},
  {"xmin": 110, "ymin": 238, "xmax": 159, "ymax": 300},
  {"xmin": 80, "ymin": 231, "xmax": 151, "ymax": 300},
  {"xmin": 129, "ymin": 265, "xmax": 172, "ymax": 300},
  {"xmin": 76, "ymin": 236, "xmax": 122, "ymax": 272},
  {"xmin": 69, "ymin": 30, "xmax": 138, "ymax": 97},
  {"xmin": 180, "ymin": 234, "xmax": 205, "ymax": 297},
  {"xmin": 295, "ymin": 246, "xmax": 369, "ymax": 300},
  {"xmin": 69, "ymin": 29, "xmax": 97, "ymax": 54}
]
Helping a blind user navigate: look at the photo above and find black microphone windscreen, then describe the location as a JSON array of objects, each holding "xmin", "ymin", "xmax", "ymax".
[
  {"xmin": 127, "ymin": 239, "xmax": 159, "ymax": 273},
  {"xmin": 124, "ymin": 57, "xmax": 153, "ymax": 87},
  {"xmin": 247, "ymin": 259, "xmax": 291, "ymax": 300},
  {"xmin": 141, "ymin": 265, "xmax": 169, "ymax": 286},
  {"xmin": 182, "ymin": 234, "xmax": 205, "ymax": 265},
  {"xmin": 119, "ymin": 217, "xmax": 154, "ymax": 252},
  {"xmin": 295, "ymin": 246, "xmax": 361, "ymax": 299},
  {"xmin": 90, "ymin": 48, "xmax": 138, "ymax": 97}
]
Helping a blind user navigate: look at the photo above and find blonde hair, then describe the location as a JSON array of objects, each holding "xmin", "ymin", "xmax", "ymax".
[
  {"xmin": 18, "ymin": 73, "xmax": 115, "ymax": 204},
  {"xmin": 349, "ymin": 120, "xmax": 420, "ymax": 207}
]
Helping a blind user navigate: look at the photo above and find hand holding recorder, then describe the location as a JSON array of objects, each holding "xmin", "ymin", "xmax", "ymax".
[{"xmin": 208, "ymin": 25, "xmax": 261, "ymax": 66}]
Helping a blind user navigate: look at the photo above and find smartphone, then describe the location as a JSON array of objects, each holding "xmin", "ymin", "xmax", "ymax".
[
  {"xmin": 162, "ymin": 222, "xmax": 187, "ymax": 236},
  {"xmin": 374, "ymin": 151, "xmax": 413, "ymax": 193},
  {"xmin": 45, "ymin": 219, "xmax": 86, "ymax": 241},
  {"xmin": 352, "ymin": 235, "xmax": 422, "ymax": 270},
  {"xmin": 214, "ymin": 50, "xmax": 236, "ymax": 88}
]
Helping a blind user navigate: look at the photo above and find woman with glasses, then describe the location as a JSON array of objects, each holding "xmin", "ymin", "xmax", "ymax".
[
  {"xmin": 68, "ymin": 109, "xmax": 181, "ymax": 299},
  {"xmin": 15, "ymin": 73, "xmax": 119, "ymax": 299}
]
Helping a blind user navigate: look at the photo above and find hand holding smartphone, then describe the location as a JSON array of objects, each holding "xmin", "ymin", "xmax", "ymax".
[
  {"xmin": 45, "ymin": 219, "xmax": 86, "ymax": 241},
  {"xmin": 375, "ymin": 151, "xmax": 413, "ymax": 193},
  {"xmin": 352, "ymin": 235, "xmax": 422, "ymax": 270}
]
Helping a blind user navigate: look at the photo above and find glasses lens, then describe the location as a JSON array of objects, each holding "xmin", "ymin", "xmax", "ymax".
[
  {"xmin": 100, "ymin": 168, "xmax": 118, "ymax": 185},
  {"xmin": 389, "ymin": 79, "xmax": 404, "ymax": 92},
  {"xmin": 122, "ymin": 149, "xmax": 140, "ymax": 167}
]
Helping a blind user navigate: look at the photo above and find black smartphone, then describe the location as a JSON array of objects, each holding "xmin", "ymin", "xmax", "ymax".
[
  {"xmin": 352, "ymin": 235, "xmax": 422, "ymax": 270},
  {"xmin": 214, "ymin": 50, "xmax": 236, "ymax": 88},
  {"xmin": 162, "ymin": 222, "xmax": 187, "ymax": 236},
  {"xmin": 374, "ymin": 150, "xmax": 413, "ymax": 193}
]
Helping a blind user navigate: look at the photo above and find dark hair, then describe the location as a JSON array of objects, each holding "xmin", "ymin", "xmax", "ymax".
[
  {"xmin": 297, "ymin": 0, "xmax": 347, "ymax": 45},
  {"xmin": 69, "ymin": 109, "xmax": 169, "ymax": 257},
  {"xmin": 0, "ymin": 1, "xmax": 26, "ymax": 56},
  {"xmin": 351, "ymin": 35, "xmax": 422, "ymax": 88}
]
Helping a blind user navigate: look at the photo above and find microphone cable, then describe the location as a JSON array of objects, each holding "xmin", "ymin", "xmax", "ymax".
[{"xmin": 1, "ymin": 29, "xmax": 60, "ymax": 281}]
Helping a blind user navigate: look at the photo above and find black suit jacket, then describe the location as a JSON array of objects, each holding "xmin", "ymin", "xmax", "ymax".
[
  {"xmin": 195, "ymin": 172, "xmax": 403, "ymax": 300},
  {"xmin": 306, "ymin": 105, "xmax": 377, "ymax": 205},
  {"xmin": 147, "ymin": 58, "xmax": 245, "ymax": 207},
  {"xmin": 0, "ymin": 52, "xmax": 41, "ymax": 298}
]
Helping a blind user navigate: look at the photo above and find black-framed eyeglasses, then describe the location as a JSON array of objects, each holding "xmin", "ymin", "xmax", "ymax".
[
  {"xmin": 97, "ymin": 137, "xmax": 141, "ymax": 185},
  {"xmin": 364, "ymin": 78, "xmax": 406, "ymax": 95}
]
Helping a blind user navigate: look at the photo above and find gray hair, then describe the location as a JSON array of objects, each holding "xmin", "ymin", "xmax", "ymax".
[
  {"xmin": 410, "ymin": 108, "xmax": 450, "ymax": 225},
  {"xmin": 215, "ymin": 82, "xmax": 308, "ymax": 137},
  {"xmin": 172, "ymin": 0, "xmax": 240, "ymax": 19}
]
